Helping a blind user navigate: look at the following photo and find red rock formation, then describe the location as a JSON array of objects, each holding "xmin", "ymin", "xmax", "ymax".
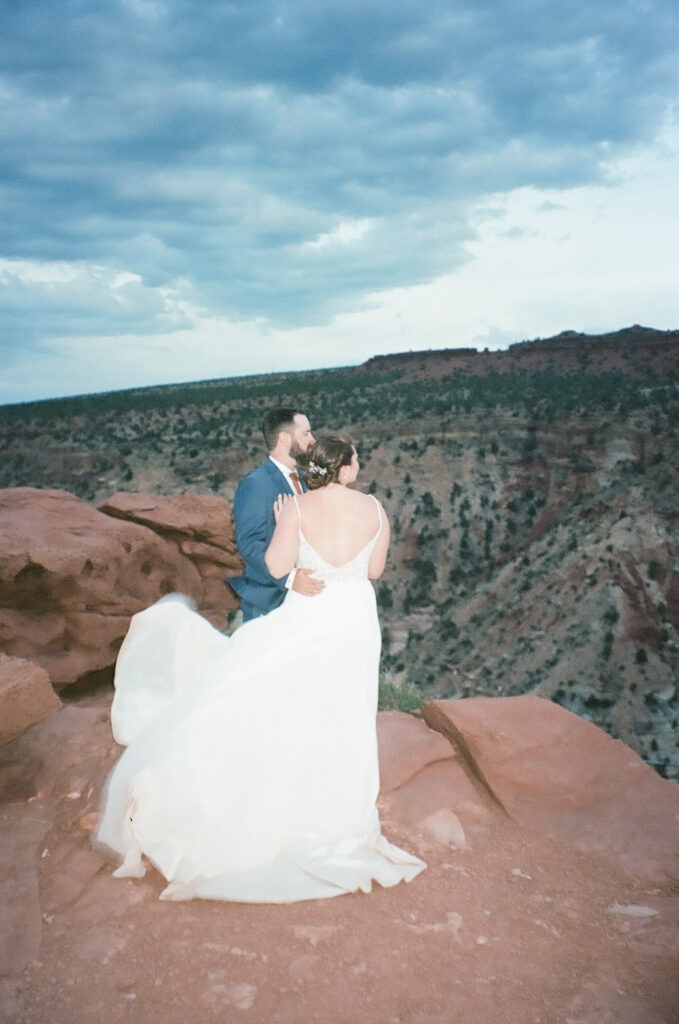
[
  {"xmin": 0, "ymin": 695, "xmax": 677, "ymax": 1022},
  {"xmin": 422, "ymin": 694, "xmax": 679, "ymax": 881},
  {"xmin": 0, "ymin": 654, "xmax": 61, "ymax": 746},
  {"xmin": 0, "ymin": 488, "xmax": 243, "ymax": 690},
  {"xmin": 98, "ymin": 491, "xmax": 244, "ymax": 623},
  {"xmin": 98, "ymin": 491, "xmax": 238, "ymax": 552}
]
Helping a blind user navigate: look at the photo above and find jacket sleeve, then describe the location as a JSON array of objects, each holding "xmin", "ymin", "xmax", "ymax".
[{"xmin": 232, "ymin": 473, "xmax": 288, "ymax": 589}]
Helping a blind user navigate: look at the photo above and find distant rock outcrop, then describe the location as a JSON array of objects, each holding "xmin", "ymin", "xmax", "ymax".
[
  {"xmin": 0, "ymin": 488, "xmax": 242, "ymax": 690},
  {"xmin": 359, "ymin": 324, "xmax": 679, "ymax": 380}
]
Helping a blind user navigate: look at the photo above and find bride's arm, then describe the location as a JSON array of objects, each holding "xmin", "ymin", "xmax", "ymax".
[
  {"xmin": 368, "ymin": 504, "xmax": 390, "ymax": 579},
  {"xmin": 264, "ymin": 499, "xmax": 299, "ymax": 579}
]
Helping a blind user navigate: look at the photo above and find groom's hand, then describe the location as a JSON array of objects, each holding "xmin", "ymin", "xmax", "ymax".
[{"xmin": 292, "ymin": 568, "xmax": 325, "ymax": 597}]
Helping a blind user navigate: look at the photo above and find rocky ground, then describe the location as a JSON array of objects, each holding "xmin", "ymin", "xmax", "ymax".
[{"xmin": 1, "ymin": 693, "xmax": 678, "ymax": 1024}]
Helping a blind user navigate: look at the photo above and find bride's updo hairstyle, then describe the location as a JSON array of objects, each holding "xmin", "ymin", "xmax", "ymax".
[{"xmin": 305, "ymin": 434, "xmax": 355, "ymax": 490}]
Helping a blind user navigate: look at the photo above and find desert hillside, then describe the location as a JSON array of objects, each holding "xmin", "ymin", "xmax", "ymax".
[{"xmin": 1, "ymin": 325, "xmax": 678, "ymax": 775}]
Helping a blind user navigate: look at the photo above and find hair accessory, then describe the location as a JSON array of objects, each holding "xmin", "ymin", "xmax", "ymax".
[{"xmin": 308, "ymin": 460, "xmax": 328, "ymax": 476}]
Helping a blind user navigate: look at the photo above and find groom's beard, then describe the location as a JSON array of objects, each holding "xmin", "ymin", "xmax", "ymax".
[{"xmin": 291, "ymin": 443, "xmax": 310, "ymax": 467}]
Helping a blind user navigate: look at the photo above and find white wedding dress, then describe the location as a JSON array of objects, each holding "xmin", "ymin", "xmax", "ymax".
[{"xmin": 96, "ymin": 496, "xmax": 425, "ymax": 902}]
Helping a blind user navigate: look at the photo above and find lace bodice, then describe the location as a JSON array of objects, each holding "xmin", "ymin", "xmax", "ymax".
[{"xmin": 294, "ymin": 494, "xmax": 382, "ymax": 582}]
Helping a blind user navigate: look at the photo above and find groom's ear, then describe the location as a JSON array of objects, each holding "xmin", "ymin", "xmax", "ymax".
[{"xmin": 278, "ymin": 429, "xmax": 292, "ymax": 454}]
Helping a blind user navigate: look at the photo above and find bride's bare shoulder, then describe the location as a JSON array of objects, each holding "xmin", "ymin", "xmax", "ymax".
[
  {"xmin": 356, "ymin": 488, "xmax": 382, "ymax": 504},
  {"xmin": 353, "ymin": 490, "xmax": 386, "ymax": 518}
]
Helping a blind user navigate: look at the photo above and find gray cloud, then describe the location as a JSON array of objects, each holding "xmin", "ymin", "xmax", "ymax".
[
  {"xmin": 1, "ymin": 0, "xmax": 677, "ymax": 356},
  {"xmin": 0, "ymin": 262, "xmax": 192, "ymax": 358}
]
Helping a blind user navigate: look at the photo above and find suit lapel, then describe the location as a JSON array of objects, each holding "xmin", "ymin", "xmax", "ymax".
[{"xmin": 264, "ymin": 458, "xmax": 295, "ymax": 495}]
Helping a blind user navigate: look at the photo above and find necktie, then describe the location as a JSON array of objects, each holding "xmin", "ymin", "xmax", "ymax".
[{"xmin": 289, "ymin": 471, "xmax": 303, "ymax": 495}]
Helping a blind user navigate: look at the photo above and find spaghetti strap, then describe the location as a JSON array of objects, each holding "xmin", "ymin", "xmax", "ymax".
[
  {"xmin": 292, "ymin": 492, "xmax": 302, "ymax": 533},
  {"xmin": 369, "ymin": 494, "xmax": 382, "ymax": 530}
]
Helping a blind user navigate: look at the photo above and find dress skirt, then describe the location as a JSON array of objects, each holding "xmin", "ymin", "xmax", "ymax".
[{"xmin": 96, "ymin": 585, "xmax": 424, "ymax": 902}]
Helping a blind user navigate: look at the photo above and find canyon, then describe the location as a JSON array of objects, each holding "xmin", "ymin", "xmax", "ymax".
[{"xmin": 2, "ymin": 324, "xmax": 677, "ymax": 773}]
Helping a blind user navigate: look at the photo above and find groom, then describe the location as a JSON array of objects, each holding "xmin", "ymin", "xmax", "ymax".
[{"xmin": 229, "ymin": 407, "xmax": 325, "ymax": 622}]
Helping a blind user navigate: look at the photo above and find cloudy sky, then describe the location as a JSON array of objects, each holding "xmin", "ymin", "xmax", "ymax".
[{"xmin": 1, "ymin": 0, "xmax": 678, "ymax": 405}]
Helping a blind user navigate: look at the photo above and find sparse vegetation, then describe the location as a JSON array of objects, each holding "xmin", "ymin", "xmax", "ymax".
[
  {"xmin": 1, "ymin": 326, "xmax": 678, "ymax": 774},
  {"xmin": 378, "ymin": 677, "xmax": 425, "ymax": 713}
]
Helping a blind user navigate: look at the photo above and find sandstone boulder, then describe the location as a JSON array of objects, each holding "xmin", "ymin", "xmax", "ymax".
[
  {"xmin": 423, "ymin": 693, "xmax": 679, "ymax": 881},
  {"xmin": 98, "ymin": 491, "xmax": 239, "ymax": 553},
  {"xmin": 0, "ymin": 654, "xmax": 61, "ymax": 746},
  {"xmin": 0, "ymin": 488, "xmax": 243, "ymax": 689},
  {"xmin": 377, "ymin": 709, "xmax": 455, "ymax": 793},
  {"xmin": 98, "ymin": 491, "xmax": 244, "ymax": 622},
  {"xmin": 377, "ymin": 710, "xmax": 491, "ymax": 852}
]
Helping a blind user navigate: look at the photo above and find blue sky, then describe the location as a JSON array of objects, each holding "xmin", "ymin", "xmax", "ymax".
[{"xmin": 1, "ymin": 0, "xmax": 678, "ymax": 404}]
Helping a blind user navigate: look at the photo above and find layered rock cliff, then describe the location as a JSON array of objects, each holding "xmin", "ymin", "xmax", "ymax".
[
  {"xmin": 1, "ymin": 326, "xmax": 677, "ymax": 772},
  {"xmin": 0, "ymin": 488, "xmax": 241, "ymax": 690}
]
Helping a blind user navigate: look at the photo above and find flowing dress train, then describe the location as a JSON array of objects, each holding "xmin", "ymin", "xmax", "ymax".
[{"xmin": 96, "ymin": 496, "xmax": 425, "ymax": 902}]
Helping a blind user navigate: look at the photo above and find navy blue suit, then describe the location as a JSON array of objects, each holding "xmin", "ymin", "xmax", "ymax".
[{"xmin": 229, "ymin": 459, "xmax": 305, "ymax": 622}]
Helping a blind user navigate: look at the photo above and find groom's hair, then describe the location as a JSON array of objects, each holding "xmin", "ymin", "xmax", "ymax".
[{"xmin": 262, "ymin": 407, "xmax": 304, "ymax": 452}]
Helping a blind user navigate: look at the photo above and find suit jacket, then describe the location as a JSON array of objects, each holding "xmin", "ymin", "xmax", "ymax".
[{"xmin": 229, "ymin": 459, "xmax": 305, "ymax": 619}]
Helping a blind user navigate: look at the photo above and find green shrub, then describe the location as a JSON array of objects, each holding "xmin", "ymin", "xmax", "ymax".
[{"xmin": 378, "ymin": 678, "xmax": 424, "ymax": 713}]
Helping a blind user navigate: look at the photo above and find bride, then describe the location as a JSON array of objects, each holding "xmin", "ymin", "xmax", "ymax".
[{"xmin": 96, "ymin": 434, "xmax": 425, "ymax": 902}]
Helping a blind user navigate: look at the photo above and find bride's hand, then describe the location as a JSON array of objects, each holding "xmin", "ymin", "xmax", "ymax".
[{"xmin": 273, "ymin": 493, "xmax": 290, "ymax": 522}]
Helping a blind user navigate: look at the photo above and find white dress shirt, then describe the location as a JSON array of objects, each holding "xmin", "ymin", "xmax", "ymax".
[{"xmin": 268, "ymin": 456, "xmax": 298, "ymax": 589}]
